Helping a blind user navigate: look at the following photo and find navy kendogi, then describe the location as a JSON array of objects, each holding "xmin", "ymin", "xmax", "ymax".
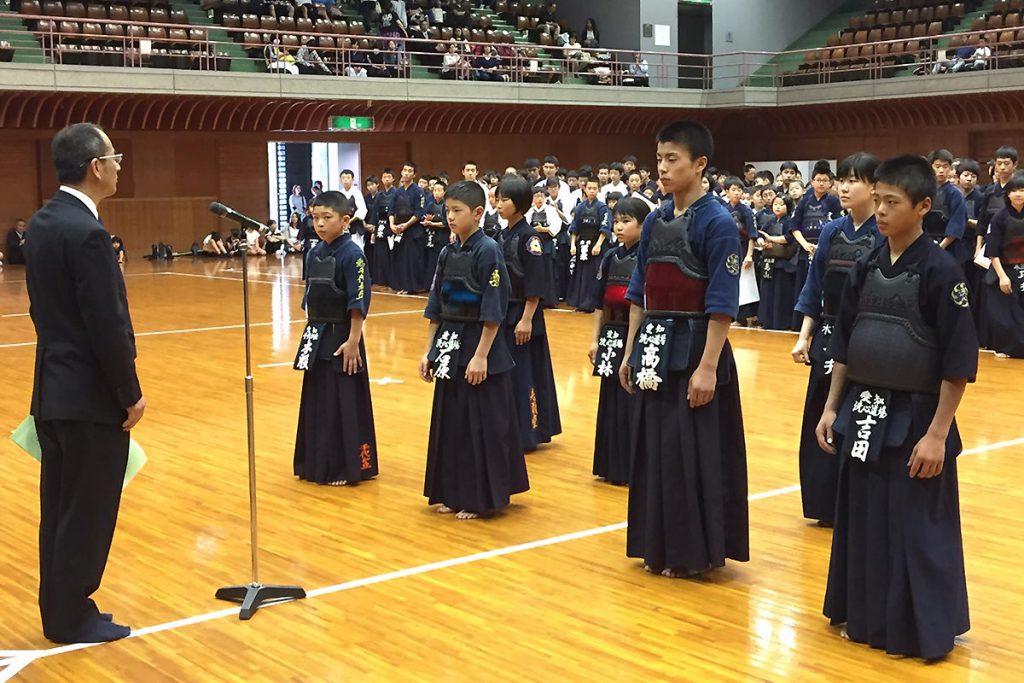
[
  {"xmin": 587, "ymin": 241, "xmax": 638, "ymax": 485},
  {"xmin": 824, "ymin": 234, "xmax": 977, "ymax": 660},
  {"xmin": 793, "ymin": 213, "xmax": 881, "ymax": 524},
  {"xmin": 501, "ymin": 217, "xmax": 562, "ymax": 452},
  {"xmin": 371, "ymin": 185, "xmax": 396, "ymax": 287},
  {"xmin": 983, "ymin": 204, "xmax": 1024, "ymax": 357},
  {"xmin": 923, "ymin": 181, "xmax": 969, "ymax": 264},
  {"xmin": 390, "ymin": 181, "xmax": 427, "ymax": 292},
  {"xmin": 423, "ymin": 230, "xmax": 530, "ymax": 514},
  {"xmin": 791, "ymin": 190, "xmax": 843, "ymax": 328},
  {"xmin": 624, "ymin": 195, "xmax": 750, "ymax": 574},
  {"xmin": 293, "ymin": 233, "xmax": 378, "ymax": 485},
  {"xmin": 728, "ymin": 199, "xmax": 758, "ymax": 321},
  {"xmin": 423, "ymin": 196, "xmax": 450, "ymax": 291},
  {"xmin": 567, "ymin": 197, "xmax": 612, "ymax": 311},
  {"xmin": 756, "ymin": 211, "xmax": 800, "ymax": 330}
]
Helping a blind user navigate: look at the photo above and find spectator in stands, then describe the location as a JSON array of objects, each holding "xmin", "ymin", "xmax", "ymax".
[
  {"xmin": 564, "ymin": 33, "xmax": 591, "ymax": 65},
  {"xmin": 245, "ymin": 225, "xmax": 266, "ymax": 255},
  {"xmin": 378, "ymin": 0, "xmax": 408, "ymax": 49},
  {"xmin": 392, "ymin": 0, "xmax": 408, "ymax": 26},
  {"xmin": 293, "ymin": 0, "xmax": 313, "ymax": 20},
  {"xmin": 452, "ymin": 27, "xmax": 472, "ymax": 55},
  {"xmin": 952, "ymin": 36, "xmax": 991, "ymax": 72},
  {"xmin": 297, "ymin": 38, "xmax": 332, "ymax": 74},
  {"xmin": 5, "ymin": 219, "xmax": 27, "ymax": 265},
  {"xmin": 581, "ymin": 18, "xmax": 600, "ymax": 48},
  {"xmin": 448, "ymin": 0, "xmax": 471, "ymax": 29},
  {"xmin": 346, "ymin": 60, "xmax": 369, "ymax": 78},
  {"xmin": 473, "ymin": 44, "xmax": 505, "ymax": 81},
  {"xmin": 624, "ymin": 51, "xmax": 649, "ymax": 86},
  {"xmin": 410, "ymin": 17, "xmax": 431, "ymax": 41},
  {"xmin": 440, "ymin": 42, "xmax": 464, "ymax": 79},
  {"xmin": 360, "ymin": 0, "xmax": 379, "ymax": 28},
  {"xmin": 265, "ymin": 37, "xmax": 297, "ymax": 74},
  {"xmin": 932, "ymin": 43, "xmax": 974, "ymax": 74}
]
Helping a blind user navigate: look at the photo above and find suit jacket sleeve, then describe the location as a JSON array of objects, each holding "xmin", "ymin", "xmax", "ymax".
[{"xmin": 70, "ymin": 226, "xmax": 143, "ymax": 408}]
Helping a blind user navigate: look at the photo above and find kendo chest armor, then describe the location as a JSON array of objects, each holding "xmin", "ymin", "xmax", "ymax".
[
  {"xmin": 643, "ymin": 212, "xmax": 708, "ymax": 318},
  {"xmin": 305, "ymin": 255, "xmax": 349, "ymax": 324},
  {"xmin": 576, "ymin": 204, "xmax": 602, "ymax": 242},
  {"xmin": 1002, "ymin": 212, "xmax": 1024, "ymax": 264},
  {"xmin": 801, "ymin": 200, "xmax": 830, "ymax": 242},
  {"xmin": 602, "ymin": 250, "xmax": 637, "ymax": 323},
  {"xmin": 482, "ymin": 212, "xmax": 502, "ymax": 238},
  {"xmin": 923, "ymin": 186, "xmax": 950, "ymax": 241},
  {"xmin": 731, "ymin": 207, "xmax": 750, "ymax": 241},
  {"xmin": 530, "ymin": 210, "xmax": 550, "ymax": 230},
  {"xmin": 987, "ymin": 189, "xmax": 1007, "ymax": 219},
  {"xmin": 845, "ymin": 265, "xmax": 941, "ymax": 394},
  {"xmin": 821, "ymin": 229, "xmax": 877, "ymax": 319},
  {"xmin": 439, "ymin": 249, "xmax": 483, "ymax": 322},
  {"xmin": 393, "ymin": 191, "xmax": 414, "ymax": 224},
  {"xmin": 761, "ymin": 217, "xmax": 797, "ymax": 259}
]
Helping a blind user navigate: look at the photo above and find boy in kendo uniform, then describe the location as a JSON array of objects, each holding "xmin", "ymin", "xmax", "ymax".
[
  {"xmin": 420, "ymin": 181, "xmax": 529, "ymax": 520},
  {"xmin": 370, "ymin": 169, "xmax": 397, "ymax": 289},
  {"xmin": 816, "ymin": 155, "xmax": 977, "ymax": 661},
  {"xmin": 791, "ymin": 152, "xmax": 882, "ymax": 526},
  {"xmin": 567, "ymin": 177, "xmax": 612, "ymax": 312},
  {"xmin": 587, "ymin": 197, "xmax": 649, "ymax": 485},
  {"xmin": 496, "ymin": 175, "xmax": 562, "ymax": 453},
  {"xmin": 790, "ymin": 161, "xmax": 843, "ymax": 329},
  {"xmin": 619, "ymin": 121, "xmax": 749, "ymax": 578},
  {"xmin": 293, "ymin": 192, "xmax": 379, "ymax": 486}
]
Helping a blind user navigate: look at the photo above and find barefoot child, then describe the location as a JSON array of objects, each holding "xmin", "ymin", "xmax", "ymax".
[{"xmin": 420, "ymin": 181, "xmax": 529, "ymax": 519}]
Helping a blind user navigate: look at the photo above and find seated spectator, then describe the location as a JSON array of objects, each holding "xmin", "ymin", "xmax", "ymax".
[
  {"xmin": 952, "ymin": 36, "xmax": 991, "ymax": 72},
  {"xmin": 409, "ymin": 17, "xmax": 431, "ymax": 41},
  {"xmin": 581, "ymin": 18, "xmax": 600, "ymax": 48},
  {"xmin": 383, "ymin": 39, "xmax": 404, "ymax": 76},
  {"xmin": 245, "ymin": 226, "xmax": 267, "ymax": 255},
  {"xmin": 297, "ymin": 38, "xmax": 332, "ymax": 74},
  {"xmin": 452, "ymin": 27, "xmax": 472, "ymax": 55},
  {"xmin": 367, "ymin": 45, "xmax": 394, "ymax": 77},
  {"xmin": 267, "ymin": 0, "xmax": 294, "ymax": 19},
  {"xmin": 111, "ymin": 235, "xmax": 126, "ymax": 265},
  {"xmin": 930, "ymin": 43, "xmax": 974, "ymax": 74},
  {"xmin": 624, "ymin": 51, "xmax": 649, "ymax": 86},
  {"xmin": 294, "ymin": 0, "xmax": 314, "ymax": 20},
  {"xmin": 448, "ymin": 0, "xmax": 471, "ymax": 29},
  {"xmin": 473, "ymin": 44, "xmax": 505, "ymax": 81},
  {"xmin": 440, "ymin": 42, "xmax": 464, "ymax": 79},
  {"xmin": 429, "ymin": 0, "xmax": 444, "ymax": 26},
  {"xmin": 360, "ymin": 0, "xmax": 379, "ymax": 28},
  {"xmin": 225, "ymin": 229, "xmax": 244, "ymax": 255},
  {"xmin": 265, "ymin": 37, "xmax": 298, "ymax": 74},
  {"xmin": 5, "ymin": 219, "xmax": 27, "ymax": 265},
  {"xmin": 202, "ymin": 231, "xmax": 228, "ymax": 256},
  {"xmin": 346, "ymin": 61, "xmax": 369, "ymax": 78}
]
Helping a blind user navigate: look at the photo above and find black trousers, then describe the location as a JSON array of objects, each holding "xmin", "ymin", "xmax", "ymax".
[{"xmin": 36, "ymin": 418, "xmax": 129, "ymax": 640}]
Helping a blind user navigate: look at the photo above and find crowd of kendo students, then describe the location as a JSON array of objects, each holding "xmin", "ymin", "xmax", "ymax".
[{"xmin": 270, "ymin": 148, "xmax": 1024, "ymax": 360}]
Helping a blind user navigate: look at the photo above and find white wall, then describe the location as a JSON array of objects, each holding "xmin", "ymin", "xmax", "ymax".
[
  {"xmin": 639, "ymin": 0, "xmax": 679, "ymax": 88},
  {"xmin": 712, "ymin": 0, "xmax": 847, "ymax": 89},
  {"xmin": 556, "ymin": 0, "xmax": 641, "ymax": 51}
]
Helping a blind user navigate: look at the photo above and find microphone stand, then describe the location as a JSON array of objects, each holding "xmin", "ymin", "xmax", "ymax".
[{"xmin": 213, "ymin": 205, "xmax": 305, "ymax": 620}]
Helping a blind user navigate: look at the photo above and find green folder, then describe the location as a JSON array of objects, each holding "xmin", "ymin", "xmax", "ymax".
[{"xmin": 10, "ymin": 416, "xmax": 147, "ymax": 489}]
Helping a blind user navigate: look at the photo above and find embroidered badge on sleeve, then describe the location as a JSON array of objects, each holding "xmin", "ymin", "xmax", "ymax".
[
  {"xmin": 527, "ymin": 235, "xmax": 543, "ymax": 256},
  {"xmin": 489, "ymin": 268, "xmax": 501, "ymax": 287},
  {"xmin": 725, "ymin": 253, "xmax": 741, "ymax": 276},
  {"xmin": 951, "ymin": 281, "xmax": 970, "ymax": 308}
]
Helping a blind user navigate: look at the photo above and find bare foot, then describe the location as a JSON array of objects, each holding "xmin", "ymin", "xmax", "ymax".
[
  {"xmin": 995, "ymin": 352, "xmax": 1010, "ymax": 359},
  {"xmin": 661, "ymin": 567, "xmax": 707, "ymax": 579},
  {"xmin": 437, "ymin": 505, "xmax": 456, "ymax": 514},
  {"xmin": 455, "ymin": 510, "xmax": 480, "ymax": 520},
  {"xmin": 327, "ymin": 480, "xmax": 348, "ymax": 487}
]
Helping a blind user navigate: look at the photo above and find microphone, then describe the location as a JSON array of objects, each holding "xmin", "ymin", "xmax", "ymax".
[{"xmin": 209, "ymin": 202, "xmax": 267, "ymax": 231}]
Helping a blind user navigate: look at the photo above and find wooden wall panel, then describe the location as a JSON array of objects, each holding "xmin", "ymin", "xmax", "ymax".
[
  {"xmin": 215, "ymin": 139, "xmax": 269, "ymax": 223},
  {"xmin": 101, "ymin": 197, "xmax": 217, "ymax": 253},
  {"xmin": 0, "ymin": 140, "xmax": 41, "ymax": 231}
]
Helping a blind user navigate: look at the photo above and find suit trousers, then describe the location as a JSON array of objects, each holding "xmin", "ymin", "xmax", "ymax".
[{"xmin": 35, "ymin": 418, "xmax": 129, "ymax": 640}]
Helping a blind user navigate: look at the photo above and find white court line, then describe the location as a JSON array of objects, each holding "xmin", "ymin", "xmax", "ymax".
[
  {"xmin": 0, "ymin": 310, "xmax": 423, "ymax": 350},
  {"xmin": 0, "ymin": 313, "xmax": 29, "ymax": 318},
  {"xmin": 7, "ymin": 431, "xmax": 1021, "ymax": 672}
]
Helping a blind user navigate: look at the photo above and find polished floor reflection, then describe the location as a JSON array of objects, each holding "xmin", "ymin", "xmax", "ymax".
[{"xmin": 1, "ymin": 256, "xmax": 1021, "ymax": 681}]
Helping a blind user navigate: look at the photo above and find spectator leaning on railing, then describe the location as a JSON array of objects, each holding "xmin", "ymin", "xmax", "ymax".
[{"xmin": 952, "ymin": 36, "xmax": 991, "ymax": 73}]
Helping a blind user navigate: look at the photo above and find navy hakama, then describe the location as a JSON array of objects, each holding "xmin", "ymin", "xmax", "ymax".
[
  {"xmin": 567, "ymin": 251, "xmax": 602, "ymax": 311},
  {"xmin": 592, "ymin": 371, "xmax": 634, "ymax": 484},
  {"xmin": 984, "ymin": 267, "xmax": 1024, "ymax": 357},
  {"xmin": 798, "ymin": 326, "xmax": 838, "ymax": 524}
]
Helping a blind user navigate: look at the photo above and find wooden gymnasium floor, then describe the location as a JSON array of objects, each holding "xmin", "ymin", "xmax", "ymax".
[{"xmin": 1, "ymin": 254, "xmax": 1022, "ymax": 682}]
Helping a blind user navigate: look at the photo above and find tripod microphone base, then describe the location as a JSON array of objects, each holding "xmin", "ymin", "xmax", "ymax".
[{"xmin": 215, "ymin": 582, "xmax": 306, "ymax": 620}]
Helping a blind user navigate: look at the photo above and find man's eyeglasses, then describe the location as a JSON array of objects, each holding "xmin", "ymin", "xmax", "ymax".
[{"xmin": 97, "ymin": 153, "xmax": 124, "ymax": 164}]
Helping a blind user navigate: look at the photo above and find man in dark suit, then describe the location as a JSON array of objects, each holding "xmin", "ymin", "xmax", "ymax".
[
  {"xmin": 5, "ymin": 218, "xmax": 27, "ymax": 264},
  {"xmin": 26, "ymin": 122, "xmax": 146, "ymax": 644}
]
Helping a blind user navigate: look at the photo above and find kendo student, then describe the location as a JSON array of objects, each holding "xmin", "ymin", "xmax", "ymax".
[
  {"xmin": 792, "ymin": 152, "xmax": 882, "ymax": 527},
  {"xmin": 389, "ymin": 162, "xmax": 427, "ymax": 295},
  {"xmin": 724, "ymin": 176, "xmax": 758, "ymax": 325},
  {"xmin": 586, "ymin": 197, "xmax": 649, "ymax": 485},
  {"xmin": 816, "ymin": 155, "xmax": 977, "ymax": 661},
  {"xmin": 371, "ymin": 168, "xmax": 397, "ymax": 289},
  {"xmin": 757, "ymin": 194, "xmax": 799, "ymax": 330},
  {"xmin": 497, "ymin": 175, "xmax": 562, "ymax": 453},
  {"xmin": 567, "ymin": 177, "xmax": 612, "ymax": 312},
  {"xmin": 527, "ymin": 184, "xmax": 564, "ymax": 305},
  {"xmin": 791, "ymin": 161, "xmax": 843, "ymax": 329},
  {"xmin": 983, "ymin": 171, "xmax": 1024, "ymax": 358},
  {"xmin": 924, "ymin": 150, "xmax": 969, "ymax": 266},
  {"xmin": 542, "ymin": 177, "xmax": 573, "ymax": 301},
  {"xmin": 958, "ymin": 159, "xmax": 986, "ymax": 325},
  {"xmin": 975, "ymin": 146, "xmax": 1018, "ymax": 347},
  {"xmin": 293, "ymin": 191, "xmax": 379, "ymax": 486},
  {"xmin": 618, "ymin": 120, "xmax": 750, "ymax": 578},
  {"xmin": 419, "ymin": 180, "xmax": 530, "ymax": 520},
  {"xmin": 423, "ymin": 179, "xmax": 450, "ymax": 287}
]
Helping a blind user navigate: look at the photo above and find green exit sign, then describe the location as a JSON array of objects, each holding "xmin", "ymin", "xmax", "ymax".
[{"xmin": 329, "ymin": 116, "xmax": 374, "ymax": 131}]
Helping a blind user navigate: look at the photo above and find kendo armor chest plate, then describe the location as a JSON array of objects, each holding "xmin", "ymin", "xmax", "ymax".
[
  {"xmin": 306, "ymin": 255, "xmax": 349, "ymax": 324},
  {"xmin": 439, "ymin": 249, "xmax": 484, "ymax": 322},
  {"xmin": 576, "ymin": 205, "xmax": 602, "ymax": 242},
  {"xmin": 643, "ymin": 212, "xmax": 708, "ymax": 318},
  {"xmin": 923, "ymin": 186, "xmax": 950, "ymax": 241},
  {"xmin": 822, "ymin": 230, "xmax": 877, "ymax": 318},
  {"xmin": 1002, "ymin": 213, "xmax": 1024, "ymax": 264},
  {"xmin": 602, "ymin": 250, "xmax": 637, "ymax": 323},
  {"xmin": 845, "ymin": 266, "xmax": 942, "ymax": 394}
]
